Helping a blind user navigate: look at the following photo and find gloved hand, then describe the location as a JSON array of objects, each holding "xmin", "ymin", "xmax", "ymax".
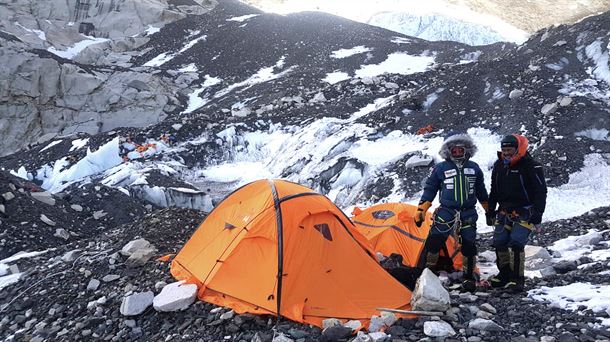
[
  {"xmin": 414, "ymin": 201, "xmax": 431, "ymax": 227},
  {"xmin": 529, "ymin": 210, "xmax": 543, "ymax": 225},
  {"xmin": 485, "ymin": 211, "xmax": 496, "ymax": 226}
]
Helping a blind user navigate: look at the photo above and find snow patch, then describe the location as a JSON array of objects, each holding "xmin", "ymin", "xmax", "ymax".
[
  {"xmin": 354, "ymin": 52, "xmax": 434, "ymax": 78},
  {"xmin": 322, "ymin": 71, "xmax": 350, "ymax": 84},
  {"xmin": 529, "ymin": 283, "xmax": 610, "ymax": 326},
  {"xmin": 330, "ymin": 46, "xmax": 372, "ymax": 58},
  {"xmin": 70, "ymin": 138, "xmax": 90, "ymax": 151},
  {"xmin": 40, "ymin": 140, "xmax": 63, "ymax": 152},
  {"xmin": 226, "ymin": 14, "xmax": 260, "ymax": 22},
  {"xmin": 182, "ymin": 75, "xmax": 223, "ymax": 114},
  {"xmin": 575, "ymin": 128, "xmax": 610, "ymax": 141},
  {"xmin": 47, "ymin": 36, "xmax": 110, "ymax": 60}
]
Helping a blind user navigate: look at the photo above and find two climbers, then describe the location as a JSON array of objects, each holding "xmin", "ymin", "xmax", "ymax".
[{"xmin": 415, "ymin": 133, "xmax": 547, "ymax": 293}]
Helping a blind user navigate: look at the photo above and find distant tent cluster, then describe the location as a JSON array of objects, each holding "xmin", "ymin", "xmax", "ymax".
[{"xmin": 171, "ymin": 179, "xmax": 464, "ymax": 327}]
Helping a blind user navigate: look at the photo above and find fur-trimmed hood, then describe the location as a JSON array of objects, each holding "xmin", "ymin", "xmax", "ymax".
[{"xmin": 439, "ymin": 134, "xmax": 477, "ymax": 160}]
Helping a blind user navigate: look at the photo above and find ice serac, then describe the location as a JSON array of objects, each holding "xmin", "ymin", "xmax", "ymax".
[{"xmin": 368, "ymin": 13, "xmax": 509, "ymax": 45}]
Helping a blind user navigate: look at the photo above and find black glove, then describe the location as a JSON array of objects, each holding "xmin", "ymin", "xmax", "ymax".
[
  {"xmin": 529, "ymin": 210, "xmax": 543, "ymax": 225},
  {"xmin": 485, "ymin": 211, "xmax": 495, "ymax": 226}
]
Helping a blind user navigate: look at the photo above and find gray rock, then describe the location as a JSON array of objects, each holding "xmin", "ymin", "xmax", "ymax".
[
  {"xmin": 476, "ymin": 310, "xmax": 494, "ymax": 319},
  {"xmin": 322, "ymin": 326, "xmax": 352, "ymax": 340},
  {"xmin": 30, "ymin": 191, "xmax": 55, "ymax": 205},
  {"xmin": 311, "ymin": 92, "xmax": 327, "ymax": 102},
  {"xmin": 61, "ymin": 249, "xmax": 81, "ymax": 262},
  {"xmin": 525, "ymin": 245, "xmax": 553, "ymax": 270},
  {"xmin": 479, "ymin": 303, "xmax": 497, "ymax": 314},
  {"xmin": 126, "ymin": 248, "xmax": 156, "ymax": 268},
  {"xmin": 102, "ymin": 274, "xmax": 121, "ymax": 282},
  {"xmin": 153, "ymin": 281, "xmax": 197, "ymax": 312},
  {"xmin": 87, "ymin": 279, "xmax": 101, "ymax": 291},
  {"xmin": 368, "ymin": 332, "xmax": 389, "ymax": 342},
  {"xmin": 384, "ymin": 82, "xmax": 399, "ymax": 89},
  {"xmin": 541, "ymin": 103, "xmax": 558, "ymax": 115},
  {"xmin": 558, "ymin": 97, "xmax": 572, "ymax": 106},
  {"xmin": 411, "ymin": 268, "xmax": 451, "ymax": 312},
  {"xmin": 468, "ymin": 318, "xmax": 503, "ymax": 332},
  {"xmin": 40, "ymin": 214, "xmax": 56, "ymax": 226},
  {"xmin": 70, "ymin": 204, "xmax": 83, "ymax": 212},
  {"xmin": 121, "ymin": 239, "xmax": 154, "ymax": 256},
  {"xmin": 54, "ymin": 228, "xmax": 71, "ymax": 240},
  {"xmin": 351, "ymin": 331, "xmax": 373, "ymax": 342},
  {"xmin": 120, "ymin": 291, "xmax": 154, "ymax": 316},
  {"xmin": 509, "ymin": 89, "xmax": 524, "ymax": 99},
  {"xmin": 553, "ymin": 260, "xmax": 577, "ymax": 273},
  {"xmin": 322, "ymin": 318, "xmax": 341, "ymax": 329},
  {"xmin": 220, "ymin": 310, "xmax": 234, "ymax": 320},
  {"xmin": 423, "ymin": 320, "xmax": 456, "ymax": 337},
  {"xmin": 93, "ymin": 210, "xmax": 107, "ymax": 220},
  {"xmin": 2, "ymin": 192, "xmax": 15, "ymax": 201},
  {"xmin": 343, "ymin": 319, "xmax": 362, "ymax": 331}
]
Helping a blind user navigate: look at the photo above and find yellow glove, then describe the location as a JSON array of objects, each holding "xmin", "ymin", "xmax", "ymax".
[{"xmin": 414, "ymin": 201, "xmax": 431, "ymax": 227}]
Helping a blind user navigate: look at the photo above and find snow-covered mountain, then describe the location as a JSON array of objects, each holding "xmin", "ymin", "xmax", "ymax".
[
  {"xmin": 1, "ymin": 0, "xmax": 610, "ymax": 340},
  {"xmin": 242, "ymin": 0, "xmax": 610, "ymax": 36}
]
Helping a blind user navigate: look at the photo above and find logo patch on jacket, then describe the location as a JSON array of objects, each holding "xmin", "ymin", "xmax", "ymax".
[
  {"xmin": 444, "ymin": 169, "xmax": 457, "ymax": 178},
  {"xmin": 464, "ymin": 168, "xmax": 475, "ymax": 175}
]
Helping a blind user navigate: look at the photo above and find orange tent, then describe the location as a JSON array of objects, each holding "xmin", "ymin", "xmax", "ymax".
[
  {"xmin": 171, "ymin": 179, "xmax": 411, "ymax": 327},
  {"xmin": 352, "ymin": 202, "xmax": 463, "ymax": 271}
]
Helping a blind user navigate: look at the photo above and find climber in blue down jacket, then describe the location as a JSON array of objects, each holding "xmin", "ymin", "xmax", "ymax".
[{"xmin": 414, "ymin": 133, "xmax": 490, "ymax": 292}]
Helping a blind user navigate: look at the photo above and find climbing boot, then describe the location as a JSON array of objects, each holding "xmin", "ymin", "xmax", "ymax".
[
  {"xmin": 506, "ymin": 250, "xmax": 526, "ymax": 292},
  {"xmin": 490, "ymin": 250, "xmax": 511, "ymax": 288},
  {"xmin": 461, "ymin": 256, "xmax": 477, "ymax": 292}
]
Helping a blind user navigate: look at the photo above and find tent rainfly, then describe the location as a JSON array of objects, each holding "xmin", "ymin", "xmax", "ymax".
[{"xmin": 171, "ymin": 179, "xmax": 411, "ymax": 327}]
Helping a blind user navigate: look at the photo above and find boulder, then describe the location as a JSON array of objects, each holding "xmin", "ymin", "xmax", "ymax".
[
  {"xmin": 153, "ymin": 281, "xmax": 197, "ymax": 312},
  {"xmin": 524, "ymin": 245, "xmax": 553, "ymax": 270},
  {"xmin": 410, "ymin": 268, "xmax": 451, "ymax": 312},
  {"xmin": 120, "ymin": 291, "xmax": 154, "ymax": 316},
  {"xmin": 423, "ymin": 320, "xmax": 456, "ymax": 337},
  {"xmin": 121, "ymin": 239, "xmax": 154, "ymax": 256}
]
